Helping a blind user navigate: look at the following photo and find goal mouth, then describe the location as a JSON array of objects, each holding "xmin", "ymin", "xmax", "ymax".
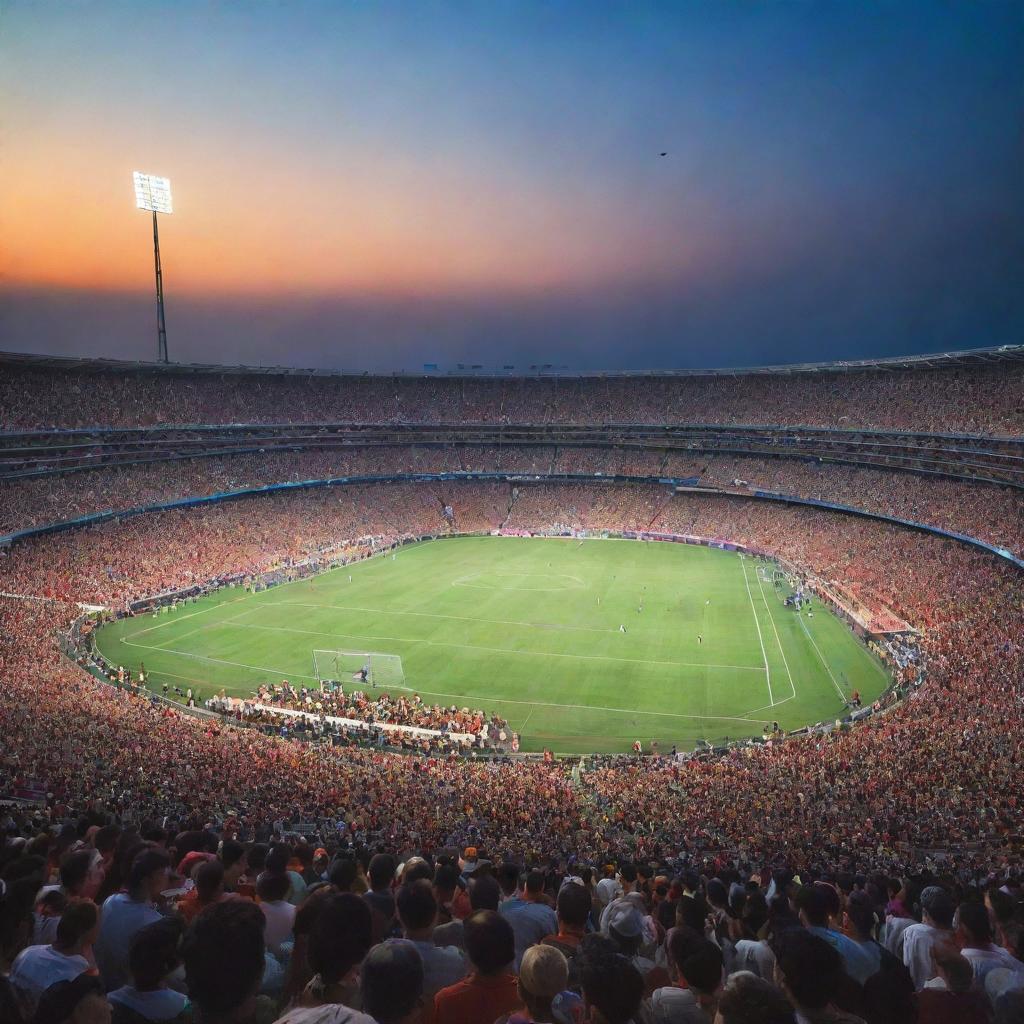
[{"xmin": 312, "ymin": 649, "xmax": 405, "ymax": 689}]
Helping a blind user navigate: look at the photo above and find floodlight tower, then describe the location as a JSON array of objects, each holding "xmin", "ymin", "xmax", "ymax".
[{"xmin": 132, "ymin": 172, "xmax": 173, "ymax": 363}]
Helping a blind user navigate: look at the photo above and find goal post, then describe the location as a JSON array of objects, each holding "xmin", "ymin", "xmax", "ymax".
[{"xmin": 311, "ymin": 649, "xmax": 405, "ymax": 689}]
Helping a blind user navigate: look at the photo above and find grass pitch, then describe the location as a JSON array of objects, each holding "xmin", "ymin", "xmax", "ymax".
[{"xmin": 96, "ymin": 536, "xmax": 891, "ymax": 754}]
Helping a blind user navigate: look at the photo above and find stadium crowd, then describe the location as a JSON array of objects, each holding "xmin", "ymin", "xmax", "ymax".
[
  {"xmin": 2, "ymin": 356, "xmax": 1023, "ymax": 433},
  {"xmin": 2, "ymin": 476, "xmax": 1024, "ymax": 1020}
]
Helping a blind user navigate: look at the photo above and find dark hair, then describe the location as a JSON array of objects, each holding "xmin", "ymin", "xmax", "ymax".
[
  {"xmin": 33, "ymin": 974, "xmax": 106, "ymax": 1024},
  {"xmin": 129, "ymin": 917, "xmax": 184, "ymax": 989},
  {"xmin": 195, "ymin": 860, "xmax": 225, "ymax": 901},
  {"xmin": 716, "ymin": 972, "xmax": 795, "ymax": 1024},
  {"xmin": 360, "ymin": 939, "xmax": 424, "ymax": 1024},
  {"xmin": 368, "ymin": 853, "xmax": 397, "ymax": 890},
  {"xmin": 577, "ymin": 934, "xmax": 644, "ymax": 1024},
  {"xmin": 183, "ymin": 900, "xmax": 266, "ymax": 1013},
  {"xmin": 958, "ymin": 902, "xmax": 993, "ymax": 945},
  {"xmin": 256, "ymin": 871, "xmax": 290, "ymax": 902},
  {"xmin": 794, "ymin": 885, "xmax": 829, "ymax": 928},
  {"xmin": 220, "ymin": 840, "xmax": 246, "ymax": 871},
  {"xmin": 677, "ymin": 892, "xmax": 709, "ymax": 932},
  {"xmin": 845, "ymin": 891, "xmax": 877, "ymax": 940},
  {"xmin": 397, "ymin": 880, "xmax": 437, "ymax": 932},
  {"xmin": 127, "ymin": 847, "xmax": 171, "ymax": 895},
  {"xmin": 557, "ymin": 882, "xmax": 592, "ymax": 928},
  {"xmin": 741, "ymin": 891, "xmax": 769, "ymax": 937},
  {"xmin": 433, "ymin": 862, "xmax": 460, "ymax": 896},
  {"xmin": 469, "ymin": 874, "xmax": 501, "ymax": 911},
  {"xmin": 861, "ymin": 961, "xmax": 917, "ymax": 1024},
  {"xmin": 498, "ymin": 862, "xmax": 521, "ymax": 892},
  {"xmin": 464, "ymin": 910, "xmax": 515, "ymax": 975},
  {"xmin": 668, "ymin": 927, "xmax": 719, "ymax": 990},
  {"xmin": 525, "ymin": 870, "xmax": 545, "ymax": 895},
  {"xmin": 773, "ymin": 929, "xmax": 842, "ymax": 1010},
  {"xmin": 94, "ymin": 824, "xmax": 121, "ymax": 856},
  {"xmin": 618, "ymin": 863, "xmax": 637, "ymax": 884},
  {"xmin": 55, "ymin": 900, "xmax": 98, "ymax": 947},
  {"xmin": 59, "ymin": 851, "xmax": 94, "ymax": 894},
  {"xmin": 329, "ymin": 856, "xmax": 359, "ymax": 891},
  {"xmin": 308, "ymin": 893, "xmax": 373, "ymax": 983}
]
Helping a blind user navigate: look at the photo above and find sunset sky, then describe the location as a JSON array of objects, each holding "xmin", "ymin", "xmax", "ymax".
[{"xmin": 1, "ymin": 1, "xmax": 1021, "ymax": 370}]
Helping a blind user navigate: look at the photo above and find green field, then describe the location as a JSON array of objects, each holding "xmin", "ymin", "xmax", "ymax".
[{"xmin": 95, "ymin": 536, "xmax": 891, "ymax": 754}]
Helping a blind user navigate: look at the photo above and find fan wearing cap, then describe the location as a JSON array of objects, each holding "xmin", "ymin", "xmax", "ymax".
[
  {"xmin": 601, "ymin": 899, "xmax": 660, "ymax": 988},
  {"xmin": 496, "ymin": 944, "xmax": 569, "ymax": 1024},
  {"xmin": 902, "ymin": 886, "xmax": 956, "ymax": 990}
]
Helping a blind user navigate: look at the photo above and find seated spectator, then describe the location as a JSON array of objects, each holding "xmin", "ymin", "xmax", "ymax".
[
  {"xmin": 577, "ymin": 934, "xmax": 645, "ymax": 1024},
  {"xmin": 34, "ymin": 851, "xmax": 102, "ymax": 945},
  {"xmin": 32, "ymin": 973, "xmax": 109, "ymax": 1024},
  {"xmin": 434, "ymin": 911, "xmax": 521, "ymax": 1024},
  {"xmin": 285, "ymin": 893, "xmax": 373, "ymax": 1014},
  {"xmin": 772, "ymin": 929, "xmax": 866, "ymax": 1024},
  {"xmin": 360, "ymin": 940, "xmax": 424, "ymax": 1024},
  {"xmin": 651, "ymin": 927, "xmax": 723, "ymax": 1024},
  {"xmin": 95, "ymin": 849, "xmax": 172, "ymax": 991},
  {"xmin": 902, "ymin": 888, "xmax": 956, "ymax": 991},
  {"xmin": 9, "ymin": 901, "xmax": 98, "ymax": 1017},
  {"xmin": 504, "ymin": 944, "xmax": 569, "ymax": 1024},
  {"xmin": 108, "ymin": 918, "xmax": 190, "ymax": 1024},
  {"xmin": 914, "ymin": 942, "xmax": 990, "ymax": 1024},
  {"xmin": 499, "ymin": 871, "xmax": 557, "ymax": 971},
  {"xmin": 178, "ymin": 862, "xmax": 228, "ymax": 927},
  {"xmin": 713, "ymin": 971, "xmax": 795, "ymax": 1024},
  {"xmin": 256, "ymin": 873, "xmax": 296, "ymax": 960},
  {"xmin": 396, "ymin": 880, "xmax": 467, "ymax": 998},
  {"xmin": 957, "ymin": 902, "xmax": 1024, "ymax": 991}
]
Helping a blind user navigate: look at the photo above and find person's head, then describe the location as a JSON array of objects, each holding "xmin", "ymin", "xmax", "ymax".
[
  {"xmin": 706, "ymin": 879, "xmax": 728, "ymax": 911},
  {"xmin": 308, "ymin": 893, "xmax": 374, "ymax": 986},
  {"xmin": 518, "ymin": 943, "xmax": 569, "ymax": 1017},
  {"xmin": 713, "ymin": 971, "xmax": 795, "ymax": 1024},
  {"xmin": 740, "ymin": 891, "xmax": 768, "ymax": 938},
  {"xmin": 557, "ymin": 882, "xmax": 592, "ymax": 931},
  {"xmin": 861, "ymin": 961, "xmax": 917, "ymax": 1024},
  {"xmin": 498, "ymin": 862, "xmax": 521, "ymax": 895},
  {"xmin": 794, "ymin": 885, "xmax": 829, "ymax": 929},
  {"xmin": 59, "ymin": 851, "xmax": 96, "ymax": 898},
  {"xmin": 772, "ymin": 929, "xmax": 843, "ymax": 1011},
  {"xmin": 329, "ymin": 857, "xmax": 359, "ymax": 892},
  {"xmin": 957, "ymin": 901, "xmax": 993, "ymax": 948},
  {"xmin": 463, "ymin": 910, "xmax": 515, "ymax": 976},
  {"xmin": 577, "ymin": 934, "xmax": 645, "ymax": 1024},
  {"xmin": 368, "ymin": 854, "xmax": 397, "ymax": 892},
  {"xmin": 360, "ymin": 939, "xmax": 424, "ymax": 1024},
  {"xmin": 524, "ymin": 870, "xmax": 546, "ymax": 898},
  {"xmin": 931, "ymin": 940, "xmax": 974, "ymax": 994},
  {"xmin": 986, "ymin": 887, "xmax": 1015, "ymax": 928},
  {"xmin": 433, "ymin": 862, "xmax": 460, "ymax": 902},
  {"xmin": 397, "ymin": 879, "xmax": 437, "ymax": 935},
  {"xmin": 127, "ymin": 847, "xmax": 171, "ymax": 901},
  {"xmin": 195, "ymin": 860, "xmax": 225, "ymax": 903},
  {"xmin": 255, "ymin": 871, "xmax": 290, "ymax": 903},
  {"xmin": 219, "ymin": 840, "xmax": 246, "ymax": 877},
  {"xmin": 843, "ymin": 891, "xmax": 876, "ymax": 942},
  {"xmin": 668, "ymin": 928, "xmax": 723, "ymax": 996},
  {"xmin": 468, "ymin": 873, "xmax": 501, "ymax": 911},
  {"xmin": 55, "ymin": 900, "xmax": 99, "ymax": 952},
  {"xmin": 128, "ymin": 918, "xmax": 184, "ymax": 991},
  {"xmin": 33, "ymin": 974, "xmax": 109, "ymax": 1024},
  {"xmin": 183, "ymin": 900, "xmax": 266, "ymax": 1020},
  {"xmin": 604, "ymin": 901, "xmax": 644, "ymax": 956},
  {"xmin": 920, "ymin": 886, "xmax": 955, "ymax": 929},
  {"xmin": 401, "ymin": 857, "xmax": 433, "ymax": 885},
  {"xmin": 618, "ymin": 863, "xmax": 637, "ymax": 891}
]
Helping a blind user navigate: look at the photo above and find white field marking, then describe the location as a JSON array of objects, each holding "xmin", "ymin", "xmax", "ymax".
[
  {"xmin": 451, "ymin": 571, "xmax": 586, "ymax": 592},
  {"xmin": 797, "ymin": 608, "xmax": 848, "ymax": 703},
  {"xmin": 740, "ymin": 558, "xmax": 774, "ymax": 706},
  {"xmin": 144, "ymin": 609, "xmax": 255, "ymax": 650},
  {"xmin": 118, "ymin": 638, "xmax": 774, "ymax": 725},
  {"xmin": 518, "ymin": 706, "xmax": 537, "ymax": 732},
  {"xmin": 129, "ymin": 590, "xmax": 263, "ymax": 639},
  {"xmin": 176, "ymin": 619, "xmax": 765, "ymax": 673},
  {"xmin": 753, "ymin": 565, "xmax": 798, "ymax": 702},
  {"xmin": 265, "ymin": 602, "xmax": 623, "ymax": 635}
]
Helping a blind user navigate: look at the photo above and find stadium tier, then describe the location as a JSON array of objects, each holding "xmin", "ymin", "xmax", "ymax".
[{"xmin": 2, "ymin": 352, "xmax": 1023, "ymax": 1021}]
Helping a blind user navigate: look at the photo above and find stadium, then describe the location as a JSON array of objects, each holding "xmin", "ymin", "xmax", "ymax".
[{"xmin": 4, "ymin": 3, "xmax": 1024, "ymax": 1022}]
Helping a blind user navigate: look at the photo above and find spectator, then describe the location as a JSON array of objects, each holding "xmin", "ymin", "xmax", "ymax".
[
  {"xmin": 364, "ymin": 856, "xmax": 398, "ymax": 944},
  {"xmin": 577, "ymin": 935, "xmax": 645, "ymax": 1024},
  {"xmin": 499, "ymin": 871, "xmax": 557, "ymax": 971},
  {"xmin": 772, "ymin": 929, "xmax": 866, "ymax": 1024},
  {"xmin": 651, "ymin": 928, "xmax": 723, "ymax": 1024},
  {"xmin": 956, "ymin": 902, "xmax": 1024, "ymax": 991},
  {"xmin": 32, "ymin": 973, "xmax": 110, "ymax": 1024},
  {"xmin": 902, "ymin": 888, "xmax": 956, "ymax": 991},
  {"xmin": 396, "ymin": 881, "xmax": 467, "ymax": 998},
  {"xmin": 713, "ymin": 971, "xmax": 795, "ymax": 1024},
  {"xmin": 913, "ymin": 942, "xmax": 989, "ymax": 1024},
  {"xmin": 360, "ymin": 940, "xmax": 424, "ymax": 1024},
  {"xmin": 108, "ymin": 918, "xmax": 189, "ymax": 1024},
  {"xmin": 505, "ymin": 944, "xmax": 569, "ymax": 1024},
  {"xmin": 434, "ymin": 911, "xmax": 520, "ymax": 1024},
  {"xmin": 95, "ymin": 850, "xmax": 171, "ymax": 991}
]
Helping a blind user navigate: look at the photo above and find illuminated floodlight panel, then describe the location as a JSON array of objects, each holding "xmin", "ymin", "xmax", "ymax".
[{"xmin": 133, "ymin": 171, "xmax": 173, "ymax": 214}]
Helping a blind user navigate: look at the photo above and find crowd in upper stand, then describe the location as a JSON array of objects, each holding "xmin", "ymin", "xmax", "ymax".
[
  {"xmin": 2, "ymin": 359, "xmax": 1022, "ymax": 433},
  {"xmin": 2, "ymin": 452, "xmax": 1021, "ymax": 561}
]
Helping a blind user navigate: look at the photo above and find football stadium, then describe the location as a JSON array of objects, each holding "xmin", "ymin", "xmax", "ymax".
[{"xmin": 3, "ymin": 3, "xmax": 1024, "ymax": 1022}]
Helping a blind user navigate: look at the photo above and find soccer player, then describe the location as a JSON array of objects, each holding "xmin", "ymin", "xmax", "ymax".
[{"xmin": 619, "ymin": 624, "xmax": 626, "ymax": 633}]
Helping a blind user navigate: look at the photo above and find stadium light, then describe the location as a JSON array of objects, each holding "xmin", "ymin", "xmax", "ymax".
[{"xmin": 132, "ymin": 171, "xmax": 173, "ymax": 363}]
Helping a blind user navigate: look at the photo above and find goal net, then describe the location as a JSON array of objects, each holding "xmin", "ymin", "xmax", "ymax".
[{"xmin": 311, "ymin": 649, "xmax": 406, "ymax": 689}]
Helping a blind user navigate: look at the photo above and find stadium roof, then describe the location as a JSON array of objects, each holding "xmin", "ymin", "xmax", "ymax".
[{"xmin": 1, "ymin": 344, "xmax": 1022, "ymax": 380}]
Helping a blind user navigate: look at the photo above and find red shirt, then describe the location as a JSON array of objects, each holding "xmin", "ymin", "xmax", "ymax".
[{"xmin": 434, "ymin": 971, "xmax": 522, "ymax": 1024}]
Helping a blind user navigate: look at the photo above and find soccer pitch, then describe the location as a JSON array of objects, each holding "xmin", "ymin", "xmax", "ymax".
[{"xmin": 95, "ymin": 536, "xmax": 891, "ymax": 754}]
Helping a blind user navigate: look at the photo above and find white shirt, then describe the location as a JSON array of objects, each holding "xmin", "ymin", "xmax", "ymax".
[
  {"xmin": 10, "ymin": 944, "xmax": 90, "ymax": 1016},
  {"xmin": 902, "ymin": 922, "xmax": 952, "ymax": 990},
  {"xmin": 961, "ymin": 945, "xmax": 1024, "ymax": 988},
  {"xmin": 260, "ymin": 898, "xmax": 296, "ymax": 955}
]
